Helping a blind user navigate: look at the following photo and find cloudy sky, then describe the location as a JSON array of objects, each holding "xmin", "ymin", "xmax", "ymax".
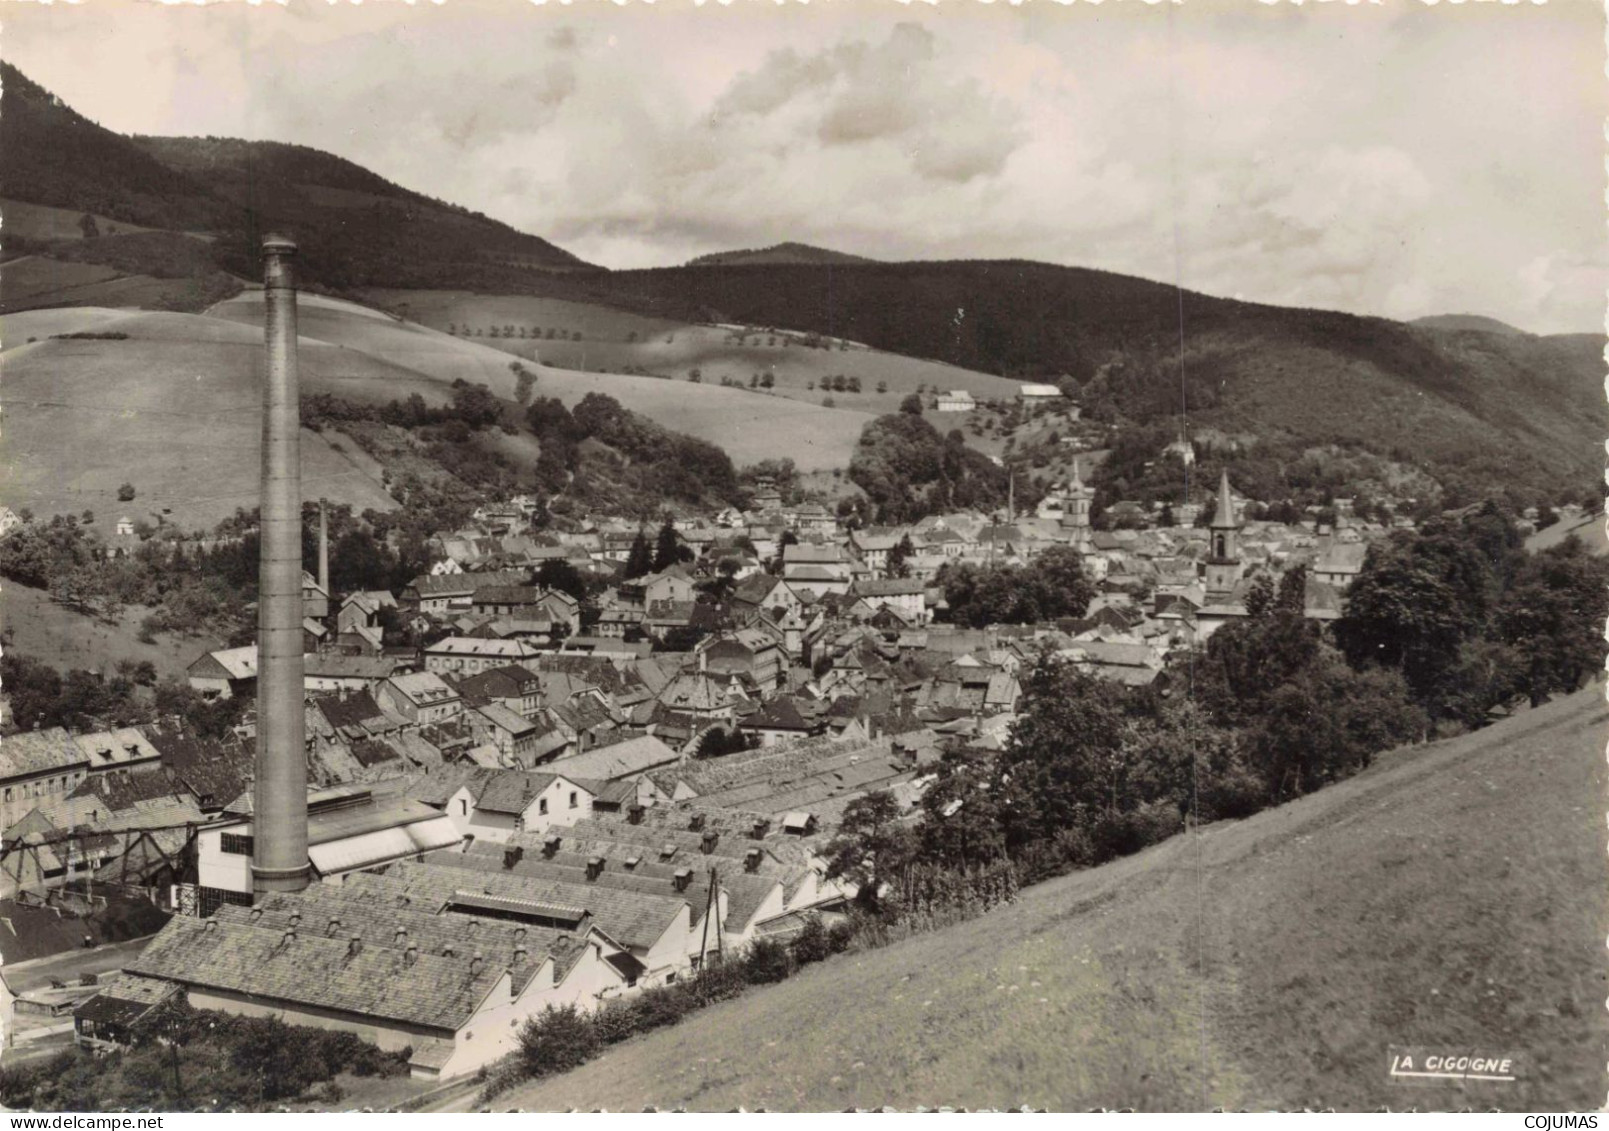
[{"xmin": 6, "ymin": 0, "xmax": 1604, "ymax": 332}]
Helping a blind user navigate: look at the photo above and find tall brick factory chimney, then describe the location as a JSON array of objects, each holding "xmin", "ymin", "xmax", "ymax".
[{"xmin": 252, "ymin": 234, "xmax": 309, "ymax": 894}]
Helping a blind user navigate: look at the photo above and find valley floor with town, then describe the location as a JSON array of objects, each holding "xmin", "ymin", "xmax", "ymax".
[{"xmin": 0, "ymin": 395, "xmax": 1602, "ymax": 1110}]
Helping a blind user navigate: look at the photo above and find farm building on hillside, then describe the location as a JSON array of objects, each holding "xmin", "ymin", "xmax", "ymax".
[
  {"xmin": 1017, "ymin": 383, "xmax": 1064, "ymax": 402},
  {"xmin": 936, "ymin": 390, "xmax": 976, "ymax": 412}
]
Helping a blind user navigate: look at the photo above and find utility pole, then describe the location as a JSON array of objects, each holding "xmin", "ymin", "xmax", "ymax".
[{"xmin": 697, "ymin": 865, "xmax": 723, "ymax": 966}]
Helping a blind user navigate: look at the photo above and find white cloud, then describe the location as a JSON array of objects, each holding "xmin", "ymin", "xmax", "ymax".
[{"xmin": 1, "ymin": 0, "xmax": 1601, "ymax": 331}]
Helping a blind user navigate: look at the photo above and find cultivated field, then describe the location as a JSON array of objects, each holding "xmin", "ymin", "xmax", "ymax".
[
  {"xmin": 1526, "ymin": 514, "xmax": 1608, "ymax": 556},
  {"xmin": 0, "ymin": 197, "xmax": 168, "ymax": 244},
  {"xmin": 212, "ymin": 291, "xmax": 874, "ymax": 470},
  {"xmin": 0, "ymin": 308, "xmax": 401, "ymax": 530},
  {"xmin": 357, "ymin": 288, "xmax": 1024, "ymax": 418},
  {"xmin": 496, "ymin": 687, "xmax": 1607, "ymax": 1112}
]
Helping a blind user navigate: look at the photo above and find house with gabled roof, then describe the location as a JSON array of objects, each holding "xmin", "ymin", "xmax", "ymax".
[
  {"xmin": 851, "ymin": 577, "xmax": 929, "ymax": 624},
  {"xmin": 337, "ymin": 590, "xmax": 397, "ymax": 634},
  {"xmin": 186, "ymin": 645, "xmax": 258, "ymax": 701},
  {"xmin": 302, "ymin": 653, "xmax": 407, "ymax": 694},
  {"xmin": 379, "ymin": 672, "xmax": 462, "ymax": 726},
  {"xmin": 421, "ymin": 767, "xmax": 601, "ymax": 843},
  {"xmin": 449, "ymin": 664, "xmax": 542, "ymax": 719},
  {"xmin": 424, "ymin": 636, "xmax": 543, "ymax": 677},
  {"xmin": 739, "ymin": 696, "xmax": 825, "ymax": 748},
  {"xmin": 466, "ymin": 703, "xmax": 538, "ymax": 764},
  {"xmin": 697, "ymin": 629, "xmax": 786, "ymax": 693},
  {"xmin": 0, "ymin": 728, "xmax": 91, "ymax": 832}
]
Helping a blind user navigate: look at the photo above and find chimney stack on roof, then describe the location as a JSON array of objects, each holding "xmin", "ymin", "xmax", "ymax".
[
  {"xmin": 318, "ymin": 499, "xmax": 329, "ymax": 599},
  {"xmin": 252, "ymin": 234, "xmax": 310, "ymax": 895}
]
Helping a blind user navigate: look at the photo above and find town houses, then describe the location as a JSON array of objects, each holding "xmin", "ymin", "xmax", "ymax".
[{"xmin": 2, "ymin": 455, "xmax": 1410, "ymax": 1082}]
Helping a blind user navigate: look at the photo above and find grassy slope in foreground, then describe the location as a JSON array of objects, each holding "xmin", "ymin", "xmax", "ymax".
[{"xmin": 496, "ymin": 687, "xmax": 1607, "ymax": 1112}]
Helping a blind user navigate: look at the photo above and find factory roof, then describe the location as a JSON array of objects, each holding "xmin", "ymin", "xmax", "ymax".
[
  {"xmin": 545, "ymin": 735, "xmax": 680, "ymax": 782},
  {"xmin": 128, "ymin": 916, "xmax": 515, "ymax": 1032},
  {"xmin": 0, "ymin": 727, "xmax": 86, "ymax": 781}
]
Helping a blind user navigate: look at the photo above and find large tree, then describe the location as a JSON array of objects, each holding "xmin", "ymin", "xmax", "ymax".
[
  {"xmin": 1333, "ymin": 522, "xmax": 1497, "ymax": 721},
  {"xmin": 885, "ymin": 534, "xmax": 915, "ymax": 579},
  {"xmin": 623, "ymin": 530, "xmax": 653, "ymax": 580},
  {"xmin": 822, "ymin": 790, "xmax": 918, "ymax": 910},
  {"xmin": 1250, "ymin": 656, "xmax": 1423, "ymax": 800},
  {"xmin": 993, "ymin": 658, "xmax": 1128, "ymax": 851},
  {"xmin": 535, "ymin": 558, "xmax": 589, "ymax": 602},
  {"xmin": 651, "ymin": 520, "xmax": 687, "ymax": 572},
  {"xmin": 1497, "ymin": 535, "xmax": 1609, "ymax": 706}
]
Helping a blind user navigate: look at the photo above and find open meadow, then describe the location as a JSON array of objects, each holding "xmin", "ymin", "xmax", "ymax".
[
  {"xmin": 213, "ymin": 291, "xmax": 875, "ymax": 471},
  {"xmin": 0, "ymin": 307, "xmax": 401, "ymax": 530},
  {"xmin": 358, "ymin": 287, "xmax": 1025, "ymax": 418},
  {"xmin": 0, "ymin": 580, "xmax": 211, "ymax": 683}
]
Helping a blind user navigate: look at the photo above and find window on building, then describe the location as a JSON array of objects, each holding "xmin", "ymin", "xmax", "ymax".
[
  {"xmin": 220, "ymin": 833, "xmax": 254, "ymax": 856},
  {"xmin": 539, "ymin": 798, "xmax": 548, "ymax": 815},
  {"xmin": 461, "ymin": 799, "xmax": 469, "ymax": 816},
  {"xmin": 569, "ymin": 791, "xmax": 578, "ymax": 809},
  {"xmin": 198, "ymin": 886, "xmax": 254, "ymax": 917}
]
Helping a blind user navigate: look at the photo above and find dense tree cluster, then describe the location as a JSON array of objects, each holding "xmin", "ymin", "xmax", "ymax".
[
  {"xmin": 302, "ymin": 380, "xmax": 507, "ymax": 434},
  {"xmin": 1, "ymin": 654, "xmax": 144, "ymax": 733},
  {"xmin": 936, "ymin": 545, "xmax": 1097, "ymax": 627},
  {"xmin": 0, "ymin": 505, "xmax": 428, "ymax": 646},
  {"xmin": 1335, "ymin": 506, "xmax": 1608, "ymax": 727},
  {"xmin": 526, "ymin": 393, "xmax": 741, "ymax": 511},
  {"xmin": 849, "ymin": 412, "xmax": 1008, "ymax": 522},
  {"xmin": 0, "ymin": 1000, "xmax": 408, "ymax": 1112}
]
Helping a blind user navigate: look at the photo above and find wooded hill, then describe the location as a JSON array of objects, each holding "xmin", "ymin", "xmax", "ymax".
[
  {"xmin": 685, "ymin": 242, "xmax": 877, "ymax": 268},
  {"xmin": 548, "ymin": 261, "xmax": 1603, "ymax": 508},
  {"xmin": 5, "ymin": 60, "xmax": 1601, "ymax": 508},
  {"xmin": 0, "ymin": 62, "xmax": 590, "ymax": 294}
]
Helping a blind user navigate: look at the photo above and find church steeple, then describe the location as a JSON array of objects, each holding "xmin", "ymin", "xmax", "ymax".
[
  {"xmin": 1065, "ymin": 458, "xmax": 1093, "ymax": 544},
  {"xmin": 1204, "ymin": 470, "xmax": 1243, "ymax": 601},
  {"xmin": 1210, "ymin": 470, "xmax": 1237, "ymax": 531}
]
